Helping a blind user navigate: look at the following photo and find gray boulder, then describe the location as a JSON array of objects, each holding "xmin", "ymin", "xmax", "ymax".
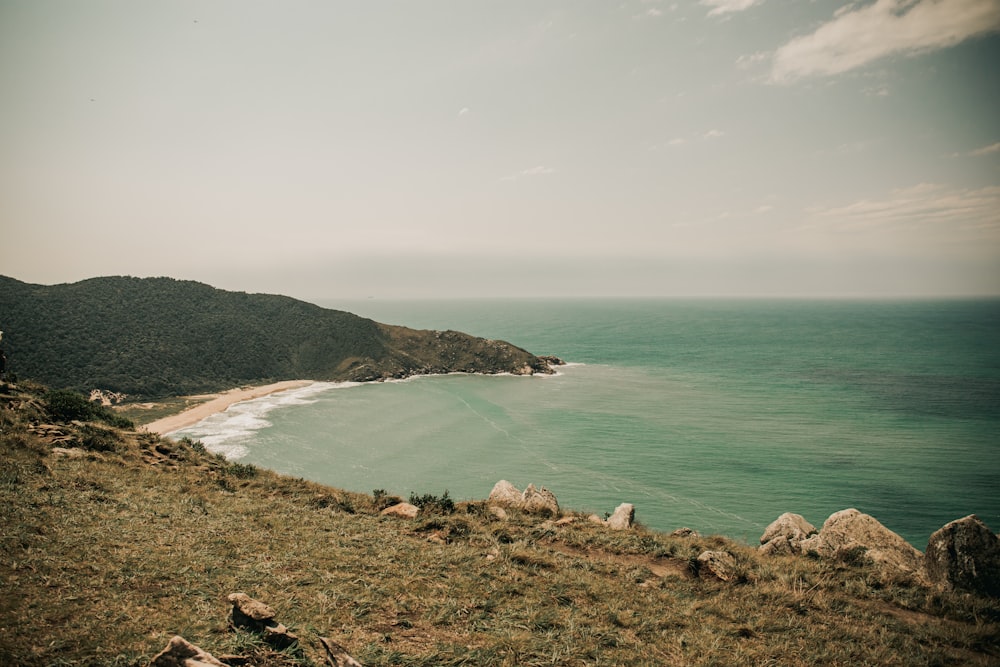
[
  {"xmin": 697, "ymin": 550, "xmax": 738, "ymax": 582},
  {"xmin": 924, "ymin": 514, "xmax": 1000, "ymax": 597},
  {"xmin": 606, "ymin": 503, "xmax": 635, "ymax": 530},
  {"xmin": 488, "ymin": 480, "xmax": 559, "ymax": 516},
  {"xmin": 759, "ymin": 512, "xmax": 817, "ymax": 556},
  {"xmin": 799, "ymin": 508, "xmax": 923, "ymax": 577}
]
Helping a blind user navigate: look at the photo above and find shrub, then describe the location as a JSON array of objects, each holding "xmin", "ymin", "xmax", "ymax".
[
  {"xmin": 409, "ymin": 489, "xmax": 455, "ymax": 515},
  {"xmin": 43, "ymin": 389, "xmax": 134, "ymax": 429}
]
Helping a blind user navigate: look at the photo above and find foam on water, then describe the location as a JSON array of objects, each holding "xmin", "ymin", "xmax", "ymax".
[{"xmin": 169, "ymin": 381, "xmax": 359, "ymax": 459}]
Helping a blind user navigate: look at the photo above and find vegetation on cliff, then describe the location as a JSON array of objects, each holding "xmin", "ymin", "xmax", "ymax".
[
  {"xmin": 1, "ymin": 381, "xmax": 998, "ymax": 666},
  {"xmin": 0, "ymin": 275, "xmax": 555, "ymax": 398}
]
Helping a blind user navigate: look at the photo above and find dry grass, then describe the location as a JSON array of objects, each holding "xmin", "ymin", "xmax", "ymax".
[{"xmin": 2, "ymin": 381, "xmax": 998, "ymax": 666}]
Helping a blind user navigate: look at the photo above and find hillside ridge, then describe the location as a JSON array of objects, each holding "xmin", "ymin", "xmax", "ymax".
[{"xmin": 0, "ymin": 275, "xmax": 559, "ymax": 398}]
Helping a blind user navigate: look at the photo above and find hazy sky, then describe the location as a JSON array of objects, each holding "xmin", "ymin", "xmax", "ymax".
[{"xmin": 2, "ymin": 1, "xmax": 998, "ymax": 299}]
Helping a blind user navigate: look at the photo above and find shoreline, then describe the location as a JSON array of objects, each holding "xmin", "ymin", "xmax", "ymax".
[{"xmin": 142, "ymin": 380, "xmax": 314, "ymax": 435}]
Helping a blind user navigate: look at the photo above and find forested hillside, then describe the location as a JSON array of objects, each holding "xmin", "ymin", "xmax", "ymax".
[{"xmin": 0, "ymin": 276, "xmax": 554, "ymax": 397}]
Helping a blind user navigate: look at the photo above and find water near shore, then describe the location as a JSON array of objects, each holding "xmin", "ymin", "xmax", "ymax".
[{"xmin": 172, "ymin": 299, "xmax": 1000, "ymax": 547}]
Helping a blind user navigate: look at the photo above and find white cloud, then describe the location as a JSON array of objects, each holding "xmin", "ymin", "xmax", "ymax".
[
  {"xmin": 771, "ymin": 0, "xmax": 1000, "ymax": 83},
  {"xmin": 458, "ymin": 107, "xmax": 470, "ymax": 117},
  {"xmin": 736, "ymin": 51, "xmax": 769, "ymax": 69},
  {"xmin": 969, "ymin": 141, "xmax": 1000, "ymax": 156},
  {"xmin": 703, "ymin": 129, "xmax": 725, "ymax": 139},
  {"xmin": 701, "ymin": 0, "xmax": 764, "ymax": 17},
  {"xmin": 754, "ymin": 204, "xmax": 774, "ymax": 214},
  {"xmin": 668, "ymin": 137, "xmax": 686, "ymax": 146},
  {"xmin": 803, "ymin": 184, "xmax": 1000, "ymax": 244}
]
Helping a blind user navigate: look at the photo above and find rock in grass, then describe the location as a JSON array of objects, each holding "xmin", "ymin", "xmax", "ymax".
[
  {"xmin": 606, "ymin": 503, "xmax": 635, "ymax": 530},
  {"xmin": 227, "ymin": 593, "xmax": 298, "ymax": 649},
  {"xmin": 798, "ymin": 508, "xmax": 923, "ymax": 577},
  {"xmin": 319, "ymin": 637, "xmax": 364, "ymax": 666},
  {"xmin": 925, "ymin": 514, "xmax": 1000, "ymax": 597},
  {"xmin": 697, "ymin": 550, "xmax": 738, "ymax": 582},
  {"xmin": 381, "ymin": 502, "xmax": 419, "ymax": 519},
  {"xmin": 521, "ymin": 484, "xmax": 559, "ymax": 516},
  {"xmin": 488, "ymin": 480, "xmax": 559, "ymax": 516},
  {"xmin": 760, "ymin": 512, "xmax": 817, "ymax": 545},
  {"xmin": 149, "ymin": 635, "xmax": 225, "ymax": 667}
]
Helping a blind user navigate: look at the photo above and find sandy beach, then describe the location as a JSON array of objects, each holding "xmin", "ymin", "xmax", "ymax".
[{"xmin": 143, "ymin": 380, "xmax": 314, "ymax": 435}]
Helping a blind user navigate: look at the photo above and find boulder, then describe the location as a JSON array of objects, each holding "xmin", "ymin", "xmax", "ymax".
[
  {"xmin": 760, "ymin": 512, "xmax": 817, "ymax": 545},
  {"xmin": 487, "ymin": 480, "xmax": 559, "ymax": 516},
  {"xmin": 606, "ymin": 503, "xmax": 635, "ymax": 530},
  {"xmin": 759, "ymin": 535, "xmax": 795, "ymax": 557},
  {"xmin": 697, "ymin": 550, "xmax": 738, "ymax": 582},
  {"xmin": 799, "ymin": 509, "xmax": 923, "ymax": 577},
  {"xmin": 381, "ymin": 502, "xmax": 419, "ymax": 519},
  {"xmin": 488, "ymin": 480, "xmax": 523, "ymax": 507},
  {"xmin": 521, "ymin": 484, "xmax": 560, "ymax": 516},
  {"xmin": 924, "ymin": 514, "xmax": 1000, "ymax": 597},
  {"xmin": 228, "ymin": 593, "xmax": 277, "ymax": 631},
  {"xmin": 149, "ymin": 636, "xmax": 224, "ymax": 667}
]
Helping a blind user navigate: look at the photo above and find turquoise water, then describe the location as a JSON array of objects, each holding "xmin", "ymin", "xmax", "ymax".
[{"xmin": 172, "ymin": 299, "xmax": 1000, "ymax": 548}]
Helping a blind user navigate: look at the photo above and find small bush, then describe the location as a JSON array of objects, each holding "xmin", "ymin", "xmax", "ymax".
[
  {"xmin": 408, "ymin": 489, "xmax": 455, "ymax": 515},
  {"xmin": 226, "ymin": 462, "xmax": 258, "ymax": 479},
  {"xmin": 43, "ymin": 389, "xmax": 134, "ymax": 429},
  {"xmin": 78, "ymin": 424, "xmax": 122, "ymax": 453}
]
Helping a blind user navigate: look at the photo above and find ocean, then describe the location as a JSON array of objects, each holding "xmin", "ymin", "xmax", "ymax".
[{"xmin": 171, "ymin": 299, "xmax": 1000, "ymax": 548}]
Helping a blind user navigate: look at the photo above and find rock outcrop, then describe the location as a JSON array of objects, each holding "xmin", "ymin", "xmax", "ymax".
[
  {"xmin": 606, "ymin": 503, "xmax": 635, "ymax": 531},
  {"xmin": 697, "ymin": 550, "xmax": 738, "ymax": 582},
  {"xmin": 381, "ymin": 502, "xmax": 419, "ymax": 519},
  {"xmin": 488, "ymin": 480, "xmax": 559, "ymax": 516},
  {"xmin": 759, "ymin": 512, "xmax": 817, "ymax": 556},
  {"xmin": 798, "ymin": 508, "xmax": 923, "ymax": 577},
  {"xmin": 150, "ymin": 636, "xmax": 224, "ymax": 667},
  {"xmin": 924, "ymin": 514, "xmax": 1000, "ymax": 597}
]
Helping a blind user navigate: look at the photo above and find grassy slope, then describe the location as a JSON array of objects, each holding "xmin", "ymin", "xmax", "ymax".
[{"xmin": 2, "ymin": 382, "xmax": 998, "ymax": 667}]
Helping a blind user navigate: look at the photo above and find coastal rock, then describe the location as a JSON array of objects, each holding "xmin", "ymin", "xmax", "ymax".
[
  {"xmin": 759, "ymin": 512, "xmax": 817, "ymax": 556},
  {"xmin": 759, "ymin": 535, "xmax": 795, "ymax": 557},
  {"xmin": 588, "ymin": 514, "xmax": 605, "ymax": 525},
  {"xmin": 150, "ymin": 635, "xmax": 225, "ymax": 667},
  {"xmin": 799, "ymin": 509, "xmax": 923, "ymax": 577},
  {"xmin": 670, "ymin": 527, "xmax": 699, "ymax": 538},
  {"xmin": 381, "ymin": 502, "xmax": 419, "ymax": 519},
  {"xmin": 488, "ymin": 480, "xmax": 523, "ymax": 507},
  {"xmin": 521, "ymin": 484, "xmax": 560, "ymax": 516},
  {"xmin": 697, "ymin": 550, "xmax": 738, "ymax": 582},
  {"xmin": 606, "ymin": 503, "xmax": 635, "ymax": 530},
  {"xmin": 924, "ymin": 515, "xmax": 1000, "ymax": 597},
  {"xmin": 760, "ymin": 512, "xmax": 817, "ymax": 545},
  {"xmin": 487, "ymin": 480, "xmax": 559, "ymax": 516}
]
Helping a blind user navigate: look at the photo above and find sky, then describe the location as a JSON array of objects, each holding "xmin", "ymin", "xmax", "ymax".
[{"xmin": 1, "ymin": 0, "xmax": 998, "ymax": 299}]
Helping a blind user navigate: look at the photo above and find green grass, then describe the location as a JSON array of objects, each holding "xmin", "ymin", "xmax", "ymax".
[{"xmin": 1, "ymin": 381, "xmax": 998, "ymax": 666}]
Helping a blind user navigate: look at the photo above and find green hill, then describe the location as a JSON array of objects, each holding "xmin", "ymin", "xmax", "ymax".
[{"xmin": 0, "ymin": 276, "xmax": 556, "ymax": 398}]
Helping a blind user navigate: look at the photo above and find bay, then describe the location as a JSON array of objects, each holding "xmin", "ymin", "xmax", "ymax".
[{"xmin": 172, "ymin": 299, "xmax": 1000, "ymax": 547}]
